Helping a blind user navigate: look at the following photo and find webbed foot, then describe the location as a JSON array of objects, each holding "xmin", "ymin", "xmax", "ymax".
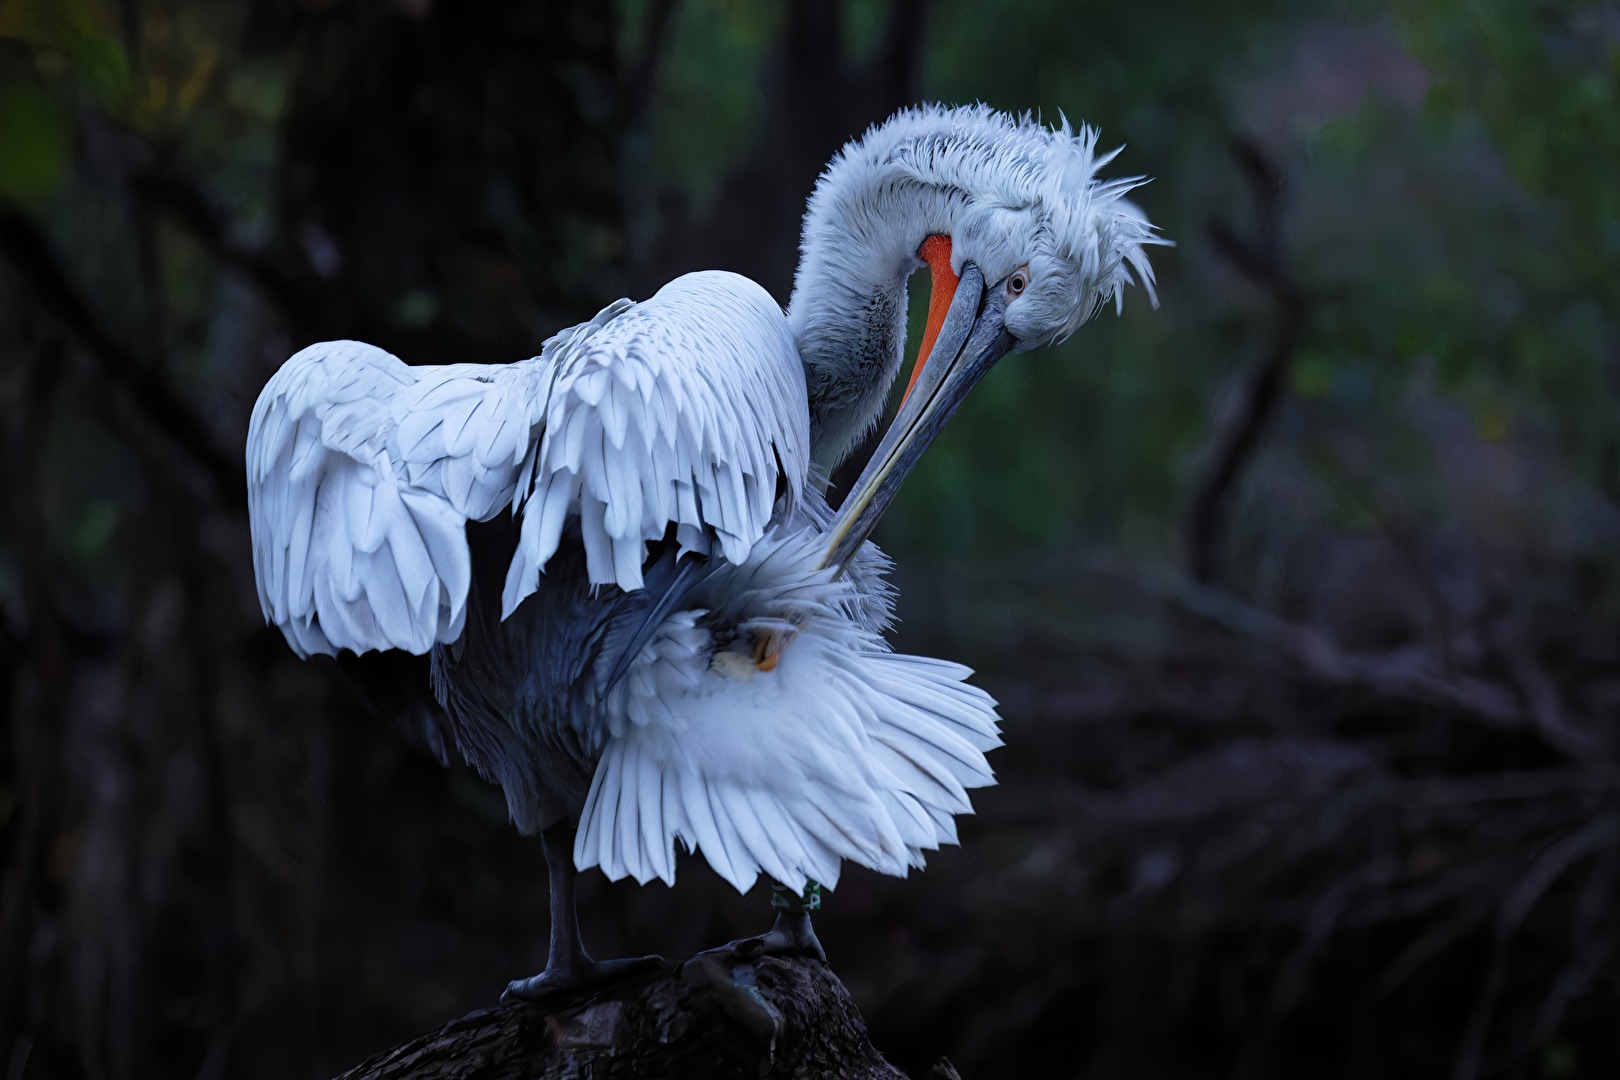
[
  {"xmin": 501, "ymin": 953, "xmax": 666, "ymax": 1003},
  {"xmin": 702, "ymin": 908, "xmax": 827, "ymax": 963}
]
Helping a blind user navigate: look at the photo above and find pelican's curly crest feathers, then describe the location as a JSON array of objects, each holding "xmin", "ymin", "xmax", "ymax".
[{"xmin": 802, "ymin": 102, "xmax": 1168, "ymax": 345}]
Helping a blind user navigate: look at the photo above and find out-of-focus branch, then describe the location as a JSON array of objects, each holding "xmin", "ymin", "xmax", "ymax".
[
  {"xmin": 871, "ymin": 0, "xmax": 932, "ymax": 105},
  {"xmin": 127, "ymin": 167, "xmax": 314, "ymax": 325},
  {"xmin": 1051, "ymin": 551, "xmax": 1614, "ymax": 765},
  {"xmin": 1185, "ymin": 138, "xmax": 1310, "ymax": 584},
  {"xmin": 1166, "ymin": 569, "xmax": 1519, "ymax": 726},
  {"xmin": 623, "ymin": 0, "xmax": 682, "ymax": 122},
  {"xmin": 0, "ymin": 209, "xmax": 243, "ymax": 503},
  {"xmin": 0, "ymin": 342, "xmax": 71, "ymax": 1067}
]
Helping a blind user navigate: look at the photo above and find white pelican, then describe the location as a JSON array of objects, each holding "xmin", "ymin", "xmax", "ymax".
[{"xmin": 245, "ymin": 104, "xmax": 1163, "ymax": 999}]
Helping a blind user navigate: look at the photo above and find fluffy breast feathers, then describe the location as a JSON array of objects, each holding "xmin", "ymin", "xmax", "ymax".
[{"xmin": 576, "ymin": 526, "xmax": 1002, "ymax": 893}]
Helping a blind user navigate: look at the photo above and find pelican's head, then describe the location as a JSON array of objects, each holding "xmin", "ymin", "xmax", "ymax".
[{"xmin": 792, "ymin": 104, "xmax": 1167, "ymax": 569}]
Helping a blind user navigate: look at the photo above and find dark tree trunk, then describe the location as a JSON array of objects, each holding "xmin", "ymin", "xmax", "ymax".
[{"xmin": 335, "ymin": 954, "xmax": 908, "ymax": 1080}]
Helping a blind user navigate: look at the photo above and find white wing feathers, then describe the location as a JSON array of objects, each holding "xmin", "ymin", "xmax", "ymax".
[
  {"xmin": 247, "ymin": 340, "xmax": 537, "ymax": 657},
  {"xmin": 246, "ymin": 272, "xmax": 808, "ymax": 658},
  {"xmin": 574, "ymin": 529, "xmax": 1002, "ymax": 893},
  {"xmin": 504, "ymin": 276, "xmax": 808, "ymax": 612}
]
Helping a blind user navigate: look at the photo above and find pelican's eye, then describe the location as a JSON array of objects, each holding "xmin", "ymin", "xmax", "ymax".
[{"xmin": 1008, "ymin": 267, "xmax": 1030, "ymax": 297}]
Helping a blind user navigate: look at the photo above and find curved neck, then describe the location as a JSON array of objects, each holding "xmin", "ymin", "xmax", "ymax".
[{"xmin": 786, "ymin": 175, "xmax": 962, "ymax": 471}]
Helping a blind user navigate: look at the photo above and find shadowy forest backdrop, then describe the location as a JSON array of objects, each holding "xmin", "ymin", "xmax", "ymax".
[{"xmin": 3, "ymin": 0, "xmax": 1619, "ymax": 1077}]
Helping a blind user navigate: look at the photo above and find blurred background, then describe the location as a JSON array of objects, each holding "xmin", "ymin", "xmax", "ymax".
[{"xmin": 2, "ymin": 0, "xmax": 1618, "ymax": 1077}]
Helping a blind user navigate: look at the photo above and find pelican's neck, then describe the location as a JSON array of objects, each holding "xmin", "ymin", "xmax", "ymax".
[{"xmin": 787, "ymin": 166, "xmax": 962, "ymax": 471}]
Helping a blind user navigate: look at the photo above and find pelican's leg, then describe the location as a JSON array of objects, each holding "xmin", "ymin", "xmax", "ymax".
[
  {"xmin": 501, "ymin": 823, "xmax": 663, "ymax": 1002},
  {"xmin": 702, "ymin": 880, "xmax": 827, "ymax": 962}
]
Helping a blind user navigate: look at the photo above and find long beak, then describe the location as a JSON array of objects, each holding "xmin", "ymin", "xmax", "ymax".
[{"xmin": 821, "ymin": 261, "xmax": 1014, "ymax": 572}]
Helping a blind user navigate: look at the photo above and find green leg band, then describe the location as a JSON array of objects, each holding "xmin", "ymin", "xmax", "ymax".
[{"xmin": 770, "ymin": 880, "xmax": 822, "ymax": 913}]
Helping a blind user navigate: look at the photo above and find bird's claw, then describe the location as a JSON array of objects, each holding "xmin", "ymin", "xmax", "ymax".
[
  {"xmin": 700, "ymin": 910, "xmax": 826, "ymax": 964},
  {"xmin": 500, "ymin": 954, "xmax": 665, "ymax": 1004}
]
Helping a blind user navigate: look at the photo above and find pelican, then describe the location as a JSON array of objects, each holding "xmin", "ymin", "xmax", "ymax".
[{"xmin": 246, "ymin": 104, "xmax": 1162, "ymax": 1000}]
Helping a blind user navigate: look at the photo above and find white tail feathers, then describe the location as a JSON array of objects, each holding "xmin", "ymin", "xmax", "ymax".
[{"xmin": 573, "ymin": 529, "xmax": 1001, "ymax": 893}]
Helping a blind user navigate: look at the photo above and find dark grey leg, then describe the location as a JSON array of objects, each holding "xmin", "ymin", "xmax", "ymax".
[
  {"xmin": 701, "ymin": 881, "xmax": 827, "ymax": 963},
  {"xmin": 501, "ymin": 823, "xmax": 663, "ymax": 1002},
  {"xmin": 540, "ymin": 821, "xmax": 588, "ymax": 974}
]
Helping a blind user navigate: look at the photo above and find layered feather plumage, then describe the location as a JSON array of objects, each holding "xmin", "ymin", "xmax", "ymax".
[
  {"xmin": 246, "ymin": 271, "xmax": 807, "ymax": 658},
  {"xmin": 575, "ymin": 525, "xmax": 1000, "ymax": 892},
  {"xmin": 245, "ymin": 101, "xmax": 1167, "ymax": 900}
]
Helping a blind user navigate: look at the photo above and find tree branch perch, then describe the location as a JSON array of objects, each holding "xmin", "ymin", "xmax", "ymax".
[{"xmin": 335, "ymin": 954, "xmax": 907, "ymax": 1080}]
